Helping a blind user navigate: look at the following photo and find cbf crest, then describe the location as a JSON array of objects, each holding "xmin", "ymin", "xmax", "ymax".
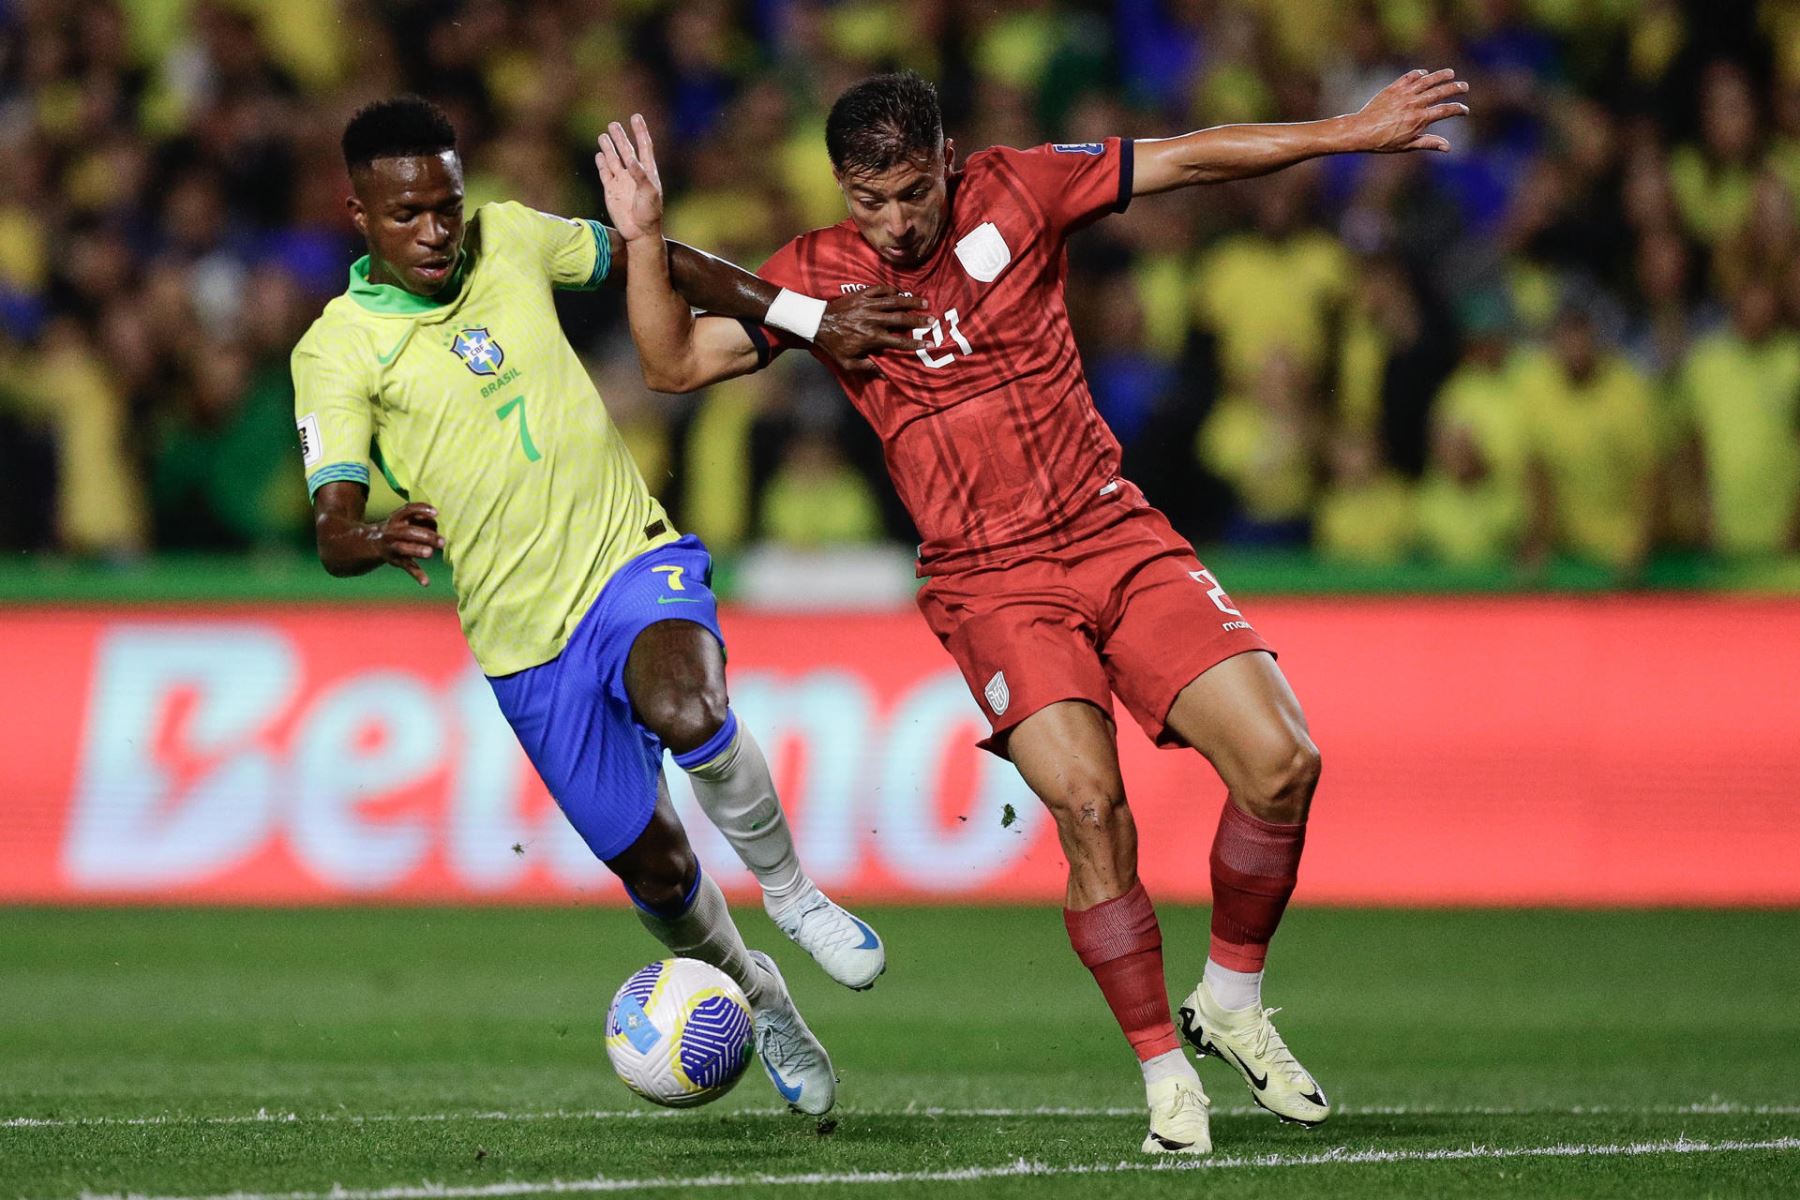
[{"xmin": 451, "ymin": 327, "xmax": 505, "ymax": 376}]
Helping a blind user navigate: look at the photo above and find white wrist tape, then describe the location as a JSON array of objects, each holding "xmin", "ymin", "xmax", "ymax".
[{"xmin": 766, "ymin": 288, "xmax": 827, "ymax": 342}]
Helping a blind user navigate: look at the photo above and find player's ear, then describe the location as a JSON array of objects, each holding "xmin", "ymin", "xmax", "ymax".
[
  {"xmin": 943, "ymin": 138, "xmax": 957, "ymax": 173},
  {"xmin": 345, "ymin": 190, "xmax": 367, "ymax": 240}
]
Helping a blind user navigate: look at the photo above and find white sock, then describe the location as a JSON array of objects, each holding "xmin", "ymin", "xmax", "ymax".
[
  {"xmin": 684, "ymin": 721, "xmax": 808, "ymax": 907},
  {"xmin": 633, "ymin": 871, "xmax": 774, "ymax": 1010},
  {"xmin": 1141, "ymin": 1047, "xmax": 1200, "ymax": 1090},
  {"xmin": 1203, "ymin": 958, "xmax": 1263, "ymax": 1012}
]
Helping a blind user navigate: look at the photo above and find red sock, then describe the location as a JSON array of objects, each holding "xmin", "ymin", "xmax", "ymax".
[
  {"xmin": 1063, "ymin": 880, "xmax": 1181, "ymax": 1061},
  {"xmin": 1208, "ymin": 802, "xmax": 1306, "ymax": 972}
]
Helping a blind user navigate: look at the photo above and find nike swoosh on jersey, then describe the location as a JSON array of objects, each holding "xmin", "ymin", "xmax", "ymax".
[{"xmin": 375, "ymin": 334, "xmax": 409, "ymax": 364}]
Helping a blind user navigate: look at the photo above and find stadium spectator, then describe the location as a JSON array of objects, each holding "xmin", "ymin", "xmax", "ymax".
[
  {"xmin": 1198, "ymin": 347, "xmax": 1319, "ymax": 547},
  {"xmin": 760, "ymin": 429, "xmax": 885, "ymax": 548},
  {"xmin": 1674, "ymin": 279, "xmax": 1800, "ymax": 558},
  {"xmin": 1416, "ymin": 293, "xmax": 1530, "ymax": 566},
  {"xmin": 1520, "ymin": 305, "xmax": 1659, "ymax": 575},
  {"xmin": 1191, "ymin": 167, "xmax": 1350, "ymax": 390},
  {"xmin": 1314, "ymin": 431, "xmax": 1414, "ymax": 566},
  {"xmin": 1670, "ymin": 61, "xmax": 1763, "ymax": 248}
]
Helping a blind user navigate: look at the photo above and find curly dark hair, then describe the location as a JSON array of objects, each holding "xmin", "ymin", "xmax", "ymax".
[
  {"xmin": 341, "ymin": 95, "xmax": 457, "ymax": 171},
  {"xmin": 825, "ymin": 71, "xmax": 943, "ymax": 177}
]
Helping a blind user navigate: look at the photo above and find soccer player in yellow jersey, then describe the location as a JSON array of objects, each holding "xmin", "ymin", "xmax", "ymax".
[{"xmin": 293, "ymin": 97, "xmax": 921, "ymax": 1115}]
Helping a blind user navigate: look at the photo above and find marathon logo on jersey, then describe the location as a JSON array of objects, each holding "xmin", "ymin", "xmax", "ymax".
[
  {"xmin": 297, "ymin": 414, "xmax": 322, "ymax": 469},
  {"xmin": 983, "ymin": 670, "xmax": 1010, "ymax": 716},
  {"xmin": 841, "ymin": 282, "xmax": 869, "ymax": 294},
  {"xmin": 450, "ymin": 327, "xmax": 505, "ymax": 377},
  {"xmin": 1052, "ymin": 142, "xmax": 1104, "ymax": 155},
  {"xmin": 955, "ymin": 222, "xmax": 1011, "ymax": 283}
]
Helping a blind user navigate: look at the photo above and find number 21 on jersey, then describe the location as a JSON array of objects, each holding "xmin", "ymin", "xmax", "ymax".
[{"xmin": 913, "ymin": 307, "xmax": 972, "ymax": 369}]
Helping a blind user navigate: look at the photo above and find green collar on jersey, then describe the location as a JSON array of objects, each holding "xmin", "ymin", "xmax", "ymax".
[{"xmin": 346, "ymin": 252, "xmax": 469, "ymax": 314}]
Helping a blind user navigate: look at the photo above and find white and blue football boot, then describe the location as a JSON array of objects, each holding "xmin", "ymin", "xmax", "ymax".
[
  {"xmin": 766, "ymin": 882, "xmax": 886, "ymax": 991},
  {"xmin": 747, "ymin": 949, "xmax": 837, "ymax": 1115}
]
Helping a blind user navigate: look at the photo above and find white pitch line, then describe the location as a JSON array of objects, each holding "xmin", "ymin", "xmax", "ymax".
[
  {"xmin": 9, "ymin": 1101, "xmax": 1800, "ymax": 1129},
  {"xmin": 72, "ymin": 1136, "xmax": 1800, "ymax": 1200}
]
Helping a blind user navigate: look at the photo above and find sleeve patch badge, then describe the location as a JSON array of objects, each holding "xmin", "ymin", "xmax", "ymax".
[
  {"xmin": 297, "ymin": 413, "xmax": 323, "ymax": 469},
  {"xmin": 1051, "ymin": 142, "xmax": 1104, "ymax": 155}
]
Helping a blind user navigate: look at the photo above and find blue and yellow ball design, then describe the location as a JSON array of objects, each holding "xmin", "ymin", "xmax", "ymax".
[{"xmin": 605, "ymin": 958, "xmax": 754, "ymax": 1107}]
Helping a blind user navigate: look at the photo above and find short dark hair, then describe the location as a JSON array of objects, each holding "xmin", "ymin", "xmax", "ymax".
[
  {"xmin": 825, "ymin": 71, "xmax": 943, "ymax": 177},
  {"xmin": 342, "ymin": 96, "xmax": 457, "ymax": 171}
]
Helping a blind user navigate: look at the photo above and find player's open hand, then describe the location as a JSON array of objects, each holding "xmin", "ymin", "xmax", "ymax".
[
  {"xmin": 816, "ymin": 286, "xmax": 929, "ymax": 373},
  {"xmin": 596, "ymin": 114, "xmax": 664, "ymax": 242},
  {"xmin": 1355, "ymin": 68, "xmax": 1470, "ymax": 153},
  {"xmin": 378, "ymin": 502, "xmax": 444, "ymax": 587}
]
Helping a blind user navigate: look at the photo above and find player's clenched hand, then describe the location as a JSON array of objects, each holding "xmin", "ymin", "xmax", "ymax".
[
  {"xmin": 816, "ymin": 286, "xmax": 929, "ymax": 373},
  {"xmin": 1354, "ymin": 68, "xmax": 1470, "ymax": 153},
  {"xmin": 378, "ymin": 502, "xmax": 444, "ymax": 587},
  {"xmin": 596, "ymin": 114, "xmax": 664, "ymax": 242}
]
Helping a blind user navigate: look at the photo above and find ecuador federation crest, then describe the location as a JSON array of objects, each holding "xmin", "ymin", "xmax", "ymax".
[
  {"xmin": 984, "ymin": 670, "xmax": 1010, "ymax": 716},
  {"xmin": 450, "ymin": 327, "xmax": 505, "ymax": 376},
  {"xmin": 954, "ymin": 222, "xmax": 1011, "ymax": 283}
]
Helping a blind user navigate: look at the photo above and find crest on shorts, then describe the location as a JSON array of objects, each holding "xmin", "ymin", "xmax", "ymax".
[
  {"xmin": 955, "ymin": 222, "xmax": 1011, "ymax": 283},
  {"xmin": 450, "ymin": 327, "xmax": 504, "ymax": 376},
  {"xmin": 984, "ymin": 670, "xmax": 1010, "ymax": 716}
]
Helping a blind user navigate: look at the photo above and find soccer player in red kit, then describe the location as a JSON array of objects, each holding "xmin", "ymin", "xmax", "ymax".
[{"xmin": 597, "ymin": 66, "xmax": 1467, "ymax": 1154}]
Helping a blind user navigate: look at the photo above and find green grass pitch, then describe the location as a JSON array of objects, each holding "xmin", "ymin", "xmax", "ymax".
[{"xmin": 3, "ymin": 906, "xmax": 1797, "ymax": 1198}]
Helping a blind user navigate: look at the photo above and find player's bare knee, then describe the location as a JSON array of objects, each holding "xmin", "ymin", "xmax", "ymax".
[
  {"xmin": 1237, "ymin": 734, "xmax": 1321, "ymax": 824},
  {"xmin": 627, "ymin": 845, "xmax": 699, "ymax": 914},
  {"xmin": 642, "ymin": 688, "xmax": 728, "ymax": 756},
  {"xmin": 1044, "ymin": 781, "xmax": 1130, "ymax": 845}
]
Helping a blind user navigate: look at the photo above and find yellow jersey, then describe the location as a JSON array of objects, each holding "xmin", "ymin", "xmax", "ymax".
[
  {"xmin": 1677, "ymin": 330, "xmax": 1800, "ymax": 556},
  {"xmin": 291, "ymin": 201, "xmax": 675, "ymax": 675},
  {"xmin": 1516, "ymin": 350, "xmax": 1657, "ymax": 569}
]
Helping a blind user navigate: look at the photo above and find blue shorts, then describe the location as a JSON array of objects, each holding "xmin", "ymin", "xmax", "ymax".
[{"xmin": 487, "ymin": 534, "xmax": 732, "ymax": 861}]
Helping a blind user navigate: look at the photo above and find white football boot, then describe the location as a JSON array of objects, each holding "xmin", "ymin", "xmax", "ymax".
[
  {"xmin": 766, "ymin": 882, "xmax": 886, "ymax": 991},
  {"xmin": 1179, "ymin": 980, "xmax": 1331, "ymax": 1126},
  {"xmin": 747, "ymin": 949, "xmax": 837, "ymax": 1115},
  {"xmin": 1142, "ymin": 1075, "xmax": 1213, "ymax": 1154}
]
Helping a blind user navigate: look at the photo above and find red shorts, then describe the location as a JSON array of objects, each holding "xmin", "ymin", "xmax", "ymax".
[{"xmin": 917, "ymin": 507, "xmax": 1273, "ymax": 756}]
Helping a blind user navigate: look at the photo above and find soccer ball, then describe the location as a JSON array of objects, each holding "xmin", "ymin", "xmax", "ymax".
[{"xmin": 605, "ymin": 957, "xmax": 754, "ymax": 1107}]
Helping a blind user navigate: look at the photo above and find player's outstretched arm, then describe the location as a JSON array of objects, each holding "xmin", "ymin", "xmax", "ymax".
[
  {"xmin": 1132, "ymin": 68, "xmax": 1470, "ymax": 195},
  {"xmin": 595, "ymin": 114, "xmax": 920, "ymax": 380},
  {"xmin": 312, "ymin": 481, "xmax": 444, "ymax": 587}
]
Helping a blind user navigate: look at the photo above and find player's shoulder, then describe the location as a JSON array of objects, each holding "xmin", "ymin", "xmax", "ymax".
[
  {"xmin": 961, "ymin": 143, "xmax": 1022, "ymax": 184},
  {"xmin": 291, "ymin": 295, "xmax": 380, "ymax": 378},
  {"xmin": 465, "ymin": 200, "xmax": 531, "ymax": 255},
  {"xmin": 966, "ymin": 140, "xmax": 1110, "ymax": 174},
  {"xmin": 472, "ymin": 198, "xmax": 527, "ymax": 229},
  {"xmin": 476, "ymin": 199, "xmax": 594, "ymax": 244}
]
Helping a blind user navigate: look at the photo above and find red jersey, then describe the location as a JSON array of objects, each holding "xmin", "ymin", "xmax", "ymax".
[{"xmin": 746, "ymin": 138, "xmax": 1142, "ymax": 574}]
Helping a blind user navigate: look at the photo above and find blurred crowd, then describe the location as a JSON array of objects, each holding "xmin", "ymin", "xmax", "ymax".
[{"xmin": 4, "ymin": 0, "xmax": 1800, "ymax": 580}]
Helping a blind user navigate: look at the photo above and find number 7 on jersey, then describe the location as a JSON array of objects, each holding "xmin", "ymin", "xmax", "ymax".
[{"xmin": 495, "ymin": 395, "xmax": 542, "ymax": 462}]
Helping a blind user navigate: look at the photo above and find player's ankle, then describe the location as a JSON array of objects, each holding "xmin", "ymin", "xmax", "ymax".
[
  {"xmin": 1141, "ymin": 1047, "xmax": 1199, "ymax": 1090},
  {"xmin": 1203, "ymin": 959, "xmax": 1264, "ymax": 1012},
  {"xmin": 762, "ymin": 873, "xmax": 814, "ymax": 914}
]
